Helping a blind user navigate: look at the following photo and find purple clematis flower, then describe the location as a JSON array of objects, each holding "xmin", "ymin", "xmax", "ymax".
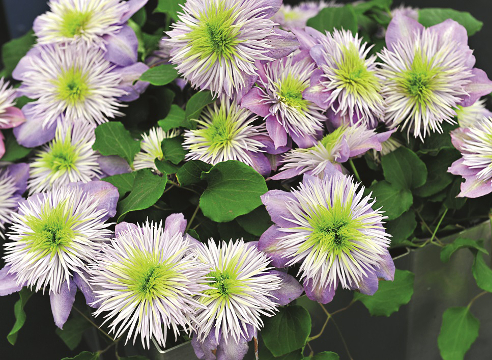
[
  {"xmin": 271, "ymin": 1, "xmax": 341, "ymax": 30},
  {"xmin": 379, "ymin": 15, "xmax": 492, "ymax": 140},
  {"xmin": 0, "ymin": 181, "xmax": 119, "ymax": 329},
  {"xmin": 0, "ymin": 163, "xmax": 29, "ymax": 238},
  {"xmin": 0, "ymin": 78, "xmax": 26, "ymax": 158},
  {"xmin": 259, "ymin": 170, "xmax": 394, "ymax": 303}
]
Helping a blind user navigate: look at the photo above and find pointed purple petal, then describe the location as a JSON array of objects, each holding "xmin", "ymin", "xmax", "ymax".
[
  {"xmin": 235, "ymin": 74, "xmax": 258, "ymax": 102},
  {"xmin": 73, "ymin": 272, "xmax": 97, "ymax": 308},
  {"xmin": 119, "ymin": 0, "xmax": 148, "ymax": 22},
  {"xmin": 0, "ymin": 107, "xmax": 26, "ymax": 129},
  {"xmin": 303, "ymin": 85, "xmax": 331, "ymax": 110},
  {"xmin": 115, "ymin": 221, "xmax": 139, "ymax": 236},
  {"xmin": 247, "ymin": 151, "xmax": 271, "ymax": 176},
  {"xmin": 216, "ymin": 337, "xmax": 249, "ymax": 360},
  {"xmin": 6, "ymin": 163, "xmax": 29, "ymax": 195},
  {"xmin": 241, "ymin": 87, "xmax": 270, "ymax": 117},
  {"xmin": 192, "ymin": 331, "xmax": 219, "ymax": 360},
  {"xmin": 103, "ymin": 25, "xmax": 138, "ymax": 67},
  {"xmin": 291, "ymin": 27, "xmax": 322, "ymax": 50},
  {"xmin": 269, "ymin": 270, "xmax": 303, "ymax": 305},
  {"xmin": 114, "ymin": 62, "xmax": 150, "ymax": 102},
  {"xmin": 269, "ymin": 167, "xmax": 304, "ymax": 181},
  {"xmin": 290, "ymin": 131, "xmax": 318, "ymax": 148},
  {"xmin": 164, "ymin": 213, "xmax": 187, "ymax": 237},
  {"xmin": 303, "ymin": 278, "xmax": 336, "ymax": 304},
  {"xmin": 76, "ymin": 181, "xmax": 119, "ymax": 220},
  {"xmin": 448, "ymin": 159, "xmax": 477, "ymax": 177},
  {"xmin": 258, "ymin": 225, "xmax": 290, "ymax": 268},
  {"xmin": 461, "ymin": 68, "xmax": 492, "ymax": 107},
  {"xmin": 375, "ymin": 249, "xmax": 395, "ymax": 281},
  {"xmin": 13, "ymin": 104, "xmax": 57, "ymax": 148},
  {"xmin": 0, "ymin": 133, "xmax": 4, "ymax": 159},
  {"xmin": 385, "ymin": 14, "xmax": 423, "ymax": 52},
  {"xmin": 355, "ymin": 270, "xmax": 379, "ymax": 295},
  {"xmin": 261, "ymin": 191, "xmax": 298, "ymax": 228},
  {"xmin": 266, "ymin": 115, "xmax": 288, "ymax": 148},
  {"xmin": 310, "ymin": 44, "xmax": 328, "ymax": 68},
  {"xmin": 50, "ymin": 281, "xmax": 77, "ymax": 329},
  {"xmin": 458, "ymin": 176, "xmax": 492, "ymax": 198},
  {"xmin": 98, "ymin": 155, "xmax": 131, "ymax": 176},
  {"xmin": 256, "ymin": 0, "xmax": 282, "ymax": 19},
  {"xmin": 252, "ymin": 134, "xmax": 291, "ymax": 155},
  {"xmin": 263, "ymin": 29, "xmax": 299, "ymax": 59},
  {"xmin": 0, "ymin": 266, "xmax": 23, "ymax": 296}
]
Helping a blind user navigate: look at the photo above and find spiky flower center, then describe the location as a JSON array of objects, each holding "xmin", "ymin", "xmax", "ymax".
[
  {"xmin": 56, "ymin": 67, "xmax": 90, "ymax": 105},
  {"xmin": 205, "ymin": 268, "xmax": 243, "ymax": 300},
  {"xmin": 41, "ymin": 133, "xmax": 79, "ymax": 173},
  {"xmin": 399, "ymin": 52, "xmax": 438, "ymax": 105},
  {"xmin": 185, "ymin": 1, "xmax": 240, "ymax": 63},
  {"xmin": 334, "ymin": 44, "xmax": 380, "ymax": 100},
  {"xmin": 319, "ymin": 126, "xmax": 347, "ymax": 152},
  {"xmin": 23, "ymin": 201, "xmax": 78, "ymax": 259},
  {"xmin": 60, "ymin": 10, "xmax": 93, "ymax": 38},
  {"xmin": 278, "ymin": 74, "xmax": 309, "ymax": 110},
  {"xmin": 200, "ymin": 108, "xmax": 239, "ymax": 152}
]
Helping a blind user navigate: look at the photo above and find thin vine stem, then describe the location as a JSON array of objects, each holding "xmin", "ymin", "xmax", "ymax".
[
  {"xmin": 186, "ymin": 204, "xmax": 201, "ymax": 232},
  {"xmin": 467, "ymin": 291, "xmax": 488, "ymax": 309},
  {"xmin": 331, "ymin": 317, "xmax": 353, "ymax": 360},
  {"xmin": 73, "ymin": 306, "xmax": 115, "ymax": 342},
  {"xmin": 349, "ymin": 159, "xmax": 361, "ymax": 182}
]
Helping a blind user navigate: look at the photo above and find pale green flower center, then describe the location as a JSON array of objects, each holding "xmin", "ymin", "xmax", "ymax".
[
  {"xmin": 319, "ymin": 126, "xmax": 347, "ymax": 153},
  {"xmin": 185, "ymin": 1, "xmax": 241, "ymax": 63},
  {"xmin": 400, "ymin": 52, "xmax": 439, "ymax": 105},
  {"xmin": 205, "ymin": 268, "xmax": 243, "ymax": 299},
  {"xmin": 60, "ymin": 10, "xmax": 93, "ymax": 38},
  {"xmin": 196, "ymin": 106, "xmax": 242, "ymax": 154},
  {"xmin": 41, "ymin": 132, "xmax": 79, "ymax": 174},
  {"xmin": 56, "ymin": 67, "xmax": 90, "ymax": 105},
  {"xmin": 23, "ymin": 201, "xmax": 78, "ymax": 260},
  {"xmin": 334, "ymin": 44, "xmax": 380, "ymax": 101},
  {"xmin": 278, "ymin": 74, "xmax": 309, "ymax": 110}
]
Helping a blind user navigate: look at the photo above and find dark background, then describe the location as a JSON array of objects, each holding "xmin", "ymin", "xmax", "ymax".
[{"xmin": 0, "ymin": 0, "xmax": 491, "ymax": 359}]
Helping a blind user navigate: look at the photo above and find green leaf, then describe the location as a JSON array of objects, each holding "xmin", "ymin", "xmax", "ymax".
[
  {"xmin": 117, "ymin": 169, "xmax": 168, "ymax": 221},
  {"xmin": 353, "ymin": 0, "xmax": 391, "ymax": 14},
  {"xmin": 261, "ymin": 346, "xmax": 303, "ymax": 360},
  {"xmin": 307, "ymin": 5, "xmax": 358, "ymax": 34},
  {"xmin": 304, "ymin": 352, "xmax": 340, "ymax": 360},
  {"xmin": 101, "ymin": 172, "xmax": 136, "ymax": 197},
  {"xmin": 131, "ymin": 7, "xmax": 147, "ymax": 27},
  {"xmin": 262, "ymin": 305, "xmax": 311, "ymax": 357},
  {"xmin": 161, "ymin": 136, "xmax": 186, "ymax": 164},
  {"xmin": 381, "ymin": 147, "xmax": 427, "ymax": 189},
  {"xmin": 56, "ymin": 315, "xmax": 91, "ymax": 350},
  {"xmin": 444, "ymin": 178, "xmax": 467, "ymax": 210},
  {"xmin": 7, "ymin": 288, "xmax": 33, "ymax": 345},
  {"xmin": 386, "ymin": 210, "xmax": 417, "ymax": 246},
  {"xmin": 140, "ymin": 64, "xmax": 179, "ymax": 86},
  {"xmin": 120, "ymin": 357, "xmax": 150, "ymax": 360},
  {"xmin": 200, "ymin": 161, "xmax": 268, "ymax": 222},
  {"xmin": 185, "ymin": 91, "xmax": 214, "ymax": 123},
  {"xmin": 1, "ymin": 30, "xmax": 35, "ymax": 77},
  {"xmin": 472, "ymin": 252, "xmax": 492, "ymax": 292},
  {"xmin": 414, "ymin": 149, "xmax": 460, "ymax": 197},
  {"xmin": 369, "ymin": 181, "xmax": 413, "ymax": 220},
  {"xmin": 1, "ymin": 129, "xmax": 32, "ymax": 162},
  {"xmin": 176, "ymin": 160, "xmax": 212, "ymax": 187},
  {"xmin": 62, "ymin": 352, "xmax": 100, "ymax": 360},
  {"xmin": 155, "ymin": 159, "xmax": 180, "ymax": 175},
  {"xmin": 93, "ymin": 122, "xmax": 140, "ymax": 166},
  {"xmin": 418, "ymin": 122, "xmax": 457, "ymax": 155},
  {"xmin": 354, "ymin": 269, "xmax": 414, "ymax": 317},
  {"xmin": 440, "ymin": 238, "xmax": 488, "ymax": 263},
  {"xmin": 419, "ymin": 8, "xmax": 483, "ymax": 36},
  {"xmin": 217, "ymin": 221, "xmax": 256, "ymax": 242},
  {"xmin": 158, "ymin": 104, "xmax": 192, "ymax": 131},
  {"xmin": 155, "ymin": 0, "xmax": 185, "ymax": 21},
  {"xmin": 438, "ymin": 307, "xmax": 479, "ymax": 360},
  {"xmin": 236, "ymin": 206, "xmax": 272, "ymax": 236}
]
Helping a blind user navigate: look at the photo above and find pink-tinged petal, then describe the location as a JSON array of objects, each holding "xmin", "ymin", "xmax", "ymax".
[
  {"xmin": 450, "ymin": 128, "xmax": 471, "ymax": 151},
  {"xmin": 119, "ymin": 0, "xmax": 148, "ymax": 22},
  {"xmin": 13, "ymin": 104, "xmax": 57, "ymax": 147},
  {"xmin": 256, "ymin": 0, "xmax": 282, "ymax": 19},
  {"xmin": 254, "ymin": 59, "xmax": 268, "ymax": 84},
  {"xmin": 448, "ymin": 158, "xmax": 478, "ymax": 177},
  {"xmin": 0, "ymin": 266, "xmax": 23, "ymax": 296},
  {"xmin": 375, "ymin": 249, "xmax": 395, "ymax": 281},
  {"xmin": 50, "ymin": 281, "xmax": 77, "ymax": 329},
  {"xmin": 263, "ymin": 29, "xmax": 300, "ymax": 59},
  {"xmin": 266, "ymin": 115, "xmax": 288, "ymax": 148},
  {"xmin": 258, "ymin": 225, "xmax": 290, "ymax": 268},
  {"xmin": 216, "ymin": 338, "xmax": 249, "ymax": 360},
  {"xmin": 73, "ymin": 272, "xmax": 97, "ymax": 308},
  {"xmin": 164, "ymin": 213, "xmax": 187, "ymax": 237},
  {"xmin": 270, "ymin": 167, "xmax": 304, "ymax": 181},
  {"xmin": 7, "ymin": 163, "xmax": 29, "ymax": 195},
  {"xmin": 76, "ymin": 181, "xmax": 119, "ymax": 219},
  {"xmin": 12, "ymin": 47, "xmax": 40, "ymax": 81},
  {"xmin": 310, "ymin": 44, "xmax": 328, "ymax": 68},
  {"xmin": 355, "ymin": 270, "xmax": 379, "ymax": 295},
  {"xmin": 235, "ymin": 74, "xmax": 258, "ymax": 102},
  {"xmin": 318, "ymin": 161, "xmax": 344, "ymax": 180},
  {"xmin": 293, "ymin": 49, "xmax": 313, "ymax": 65},
  {"xmin": 192, "ymin": 331, "xmax": 219, "ymax": 360},
  {"xmin": 303, "ymin": 85, "xmax": 331, "ymax": 110},
  {"xmin": 429, "ymin": 19, "xmax": 468, "ymax": 48},
  {"xmin": 104, "ymin": 25, "xmax": 138, "ymax": 67},
  {"xmin": 247, "ymin": 151, "xmax": 271, "ymax": 176},
  {"xmin": 0, "ymin": 107, "xmax": 26, "ymax": 129},
  {"xmin": 290, "ymin": 131, "xmax": 318, "ymax": 148},
  {"xmin": 114, "ymin": 62, "xmax": 150, "ymax": 102},
  {"xmin": 98, "ymin": 155, "xmax": 131, "ymax": 176},
  {"xmin": 334, "ymin": 138, "xmax": 350, "ymax": 163},
  {"xmin": 458, "ymin": 176, "xmax": 492, "ymax": 198},
  {"xmin": 115, "ymin": 221, "xmax": 139, "ymax": 236},
  {"xmin": 253, "ymin": 134, "xmax": 291, "ymax": 155},
  {"xmin": 261, "ymin": 191, "xmax": 297, "ymax": 228},
  {"xmin": 241, "ymin": 87, "xmax": 270, "ymax": 117},
  {"xmin": 304, "ymin": 277, "xmax": 336, "ymax": 304},
  {"xmin": 291, "ymin": 27, "xmax": 322, "ymax": 50},
  {"xmin": 461, "ymin": 68, "xmax": 492, "ymax": 107},
  {"xmin": 0, "ymin": 132, "xmax": 4, "ymax": 159},
  {"xmin": 385, "ymin": 14, "xmax": 423, "ymax": 52},
  {"xmin": 185, "ymin": 233, "xmax": 202, "ymax": 248},
  {"xmin": 269, "ymin": 270, "xmax": 303, "ymax": 305}
]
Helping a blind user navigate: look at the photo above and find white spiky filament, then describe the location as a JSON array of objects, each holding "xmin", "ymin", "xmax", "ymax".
[
  {"xmin": 316, "ymin": 30, "xmax": 384, "ymax": 128},
  {"xmin": 91, "ymin": 221, "xmax": 209, "ymax": 349},
  {"xmin": 0, "ymin": 77, "xmax": 17, "ymax": 126},
  {"xmin": 259, "ymin": 55, "xmax": 326, "ymax": 138},
  {"xmin": 28, "ymin": 121, "xmax": 101, "ymax": 194},
  {"xmin": 34, "ymin": 0, "xmax": 127, "ymax": 46},
  {"xmin": 460, "ymin": 117, "xmax": 492, "ymax": 181},
  {"xmin": 134, "ymin": 127, "xmax": 180, "ymax": 172},
  {"xmin": 166, "ymin": 0, "xmax": 281, "ymax": 96},
  {"xmin": 456, "ymin": 99, "xmax": 491, "ymax": 128},
  {"xmin": 183, "ymin": 96, "xmax": 266, "ymax": 166},
  {"xmin": 379, "ymin": 29, "xmax": 471, "ymax": 140},
  {"xmin": 194, "ymin": 239, "xmax": 281, "ymax": 344},
  {"xmin": 19, "ymin": 42, "xmax": 126, "ymax": 128},
  {"xmin": 0, "ymin": 172, "xmax": 19, "ymax": 239},
  {"xmin": 4, "ymin": 185, "xmax": 112, "ymax": 294},
  {"xmin": 277, "ymin": 173, "xmax": 390, "ymax": 290}
]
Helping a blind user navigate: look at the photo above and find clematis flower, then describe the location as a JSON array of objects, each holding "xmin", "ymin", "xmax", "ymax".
[
  {"xmin": 28, "ymin": 121, "xmax": 101, "ymax": 194},
  {"xmin": 259, "ymin": 171, "xmax": 394, "ymax": 304},
  {"xmin": 379, "ymin": 15, "xmax": 492, "ymax": 140},
  {"xmin": 271, "ymin": 125, "xmax": 393, "ymax": 180},
  {"xmin": 303, "ymin": 28, "xmax": 384, "ymax": 129},
  {"xmin": 0, "ymin": 163, "xmax": 29, "ymax": 238},
  {"xmin": 242, "ymin": 53, "xmax": 326, "ymax": 148},
  {"xmin": 0, "ymin": 78, "xmax": 26, "ymax": 158},
  {"xmin": 134, "ymin": 127, "xmax": 180, "ymax": 173},
  {"xmin": 272, "ymin": 1, "xmax": 340, "ymax": 30},
  {"xmin": 91, "ymin": 217, "xmax": 209, "ymax": 349},
  {"xmin": 183, "ymin": 96, "xmax": 272, "ymax": 176},
  {"xmin": 391, "ymin": 5, "xmax": 419, "ymax": 20},
  {"xmin": 448, "ymin": 117, "xmax": 492, "ymax": 198},
  {"xmin": 166, "ymin": 0, "xmax": 299, "ymax": 97},
  {"xmin": 34, "ymin": 0, "xmax": 148, "ymax": 66},
  {"xmin": 191, "ymin": 239, "xmax": 302, "ymax": 360},
  {"xmin": 0, "ymin": 181, "xmax": 119, "ymax": 328},
  {"xmin": 455, "ymin": 99, "xmax": 492, "ymax": 128}
]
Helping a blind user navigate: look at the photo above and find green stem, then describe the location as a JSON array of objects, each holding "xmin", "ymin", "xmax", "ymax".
[
  {"xmin": 73, "ymin": 306, "xmax": 114, "ymax": 342},
  {"xmin": 331, "ymin": 317, "xmax": 353, "ymax": 360},
  {"xmin": 349, "ymin": 159, "xmax": 361, "ymax": 182},
  {"xmin": 186, "ymin": 204, "xmax": 201, "ymax": 233},
  {"xmin": 467, "ymin": 291, "xmax": 488, "ymax": 309},
  {"xmin": 415, "ymin": 210, "xmax": 443, "ymax": 247},
  {"xmin": 429, "ymin": 208, "xmax": 448, "ymax": 245}
]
